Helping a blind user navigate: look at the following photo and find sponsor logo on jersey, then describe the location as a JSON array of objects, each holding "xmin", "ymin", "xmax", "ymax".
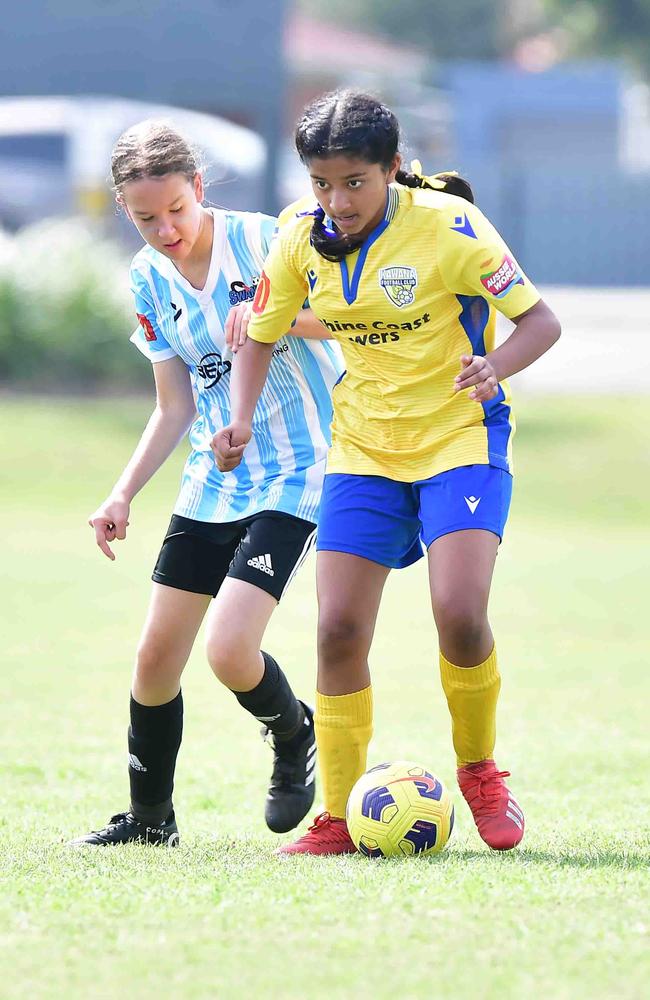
[
  {"xmin": 137, "ymin": 313, "xmax": 157, "ymax": 342},
  {"xmin": 480, "ymin": 254, "xmax": 524, "ymax": 298},
  {"xmin": 252, "ymin": 270, "xmax": 271, "ymax": 314},
  {"xmin": 450, "ymin": 212, "xmax": 477, "ymax": 239},
  {"xmin": 196, "ymin": 352, "xmax": 232, "ymax": 389},
  {"xmin": 379, "ymin": 265, "xmax": 418, "ymax": 308},
  {"xmin": 322, "ymin": 311, "xmax": 431, "ymax": 346},
  {"xmin": 228, "ymin": 277, "xmax": 260, "ymax": 306}
]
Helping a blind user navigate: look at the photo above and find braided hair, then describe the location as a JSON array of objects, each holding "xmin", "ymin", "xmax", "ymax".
[{"xmin": 295, "ymin": 90, "xmax": 473, "ymax": 263}]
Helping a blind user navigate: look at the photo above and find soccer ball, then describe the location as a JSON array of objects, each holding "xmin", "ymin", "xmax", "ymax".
[{"xmin": 346, "ymin": 761, "xmax": 454, "ymax": 859}]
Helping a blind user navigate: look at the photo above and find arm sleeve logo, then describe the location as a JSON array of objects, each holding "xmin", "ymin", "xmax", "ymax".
[
  {"xmin": 479, "ymin": 254, "xmax": 524, "ymax": 298},
  {"xmin": 137, "ymin": 313, "xmax": 157, "ymax": 341},
  {"xmin": 252, "ymin": 270, "xmax": 271, "ymax": 315}
]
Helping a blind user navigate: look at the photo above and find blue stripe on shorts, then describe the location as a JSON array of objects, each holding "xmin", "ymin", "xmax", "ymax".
[{"xmin": 316, "ymin": 465, "xmax": 513, "ymax": 568}]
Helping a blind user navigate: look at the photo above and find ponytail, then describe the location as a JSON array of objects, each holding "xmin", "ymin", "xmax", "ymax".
[{"xmin": 395, "ymin": 167, "xmax": 474, "ymax": 204}]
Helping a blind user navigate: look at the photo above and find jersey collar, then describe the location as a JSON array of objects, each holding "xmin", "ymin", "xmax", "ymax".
[{"xmin": 337, "ymin": 186, "xmax": 400, "ymax": 306}]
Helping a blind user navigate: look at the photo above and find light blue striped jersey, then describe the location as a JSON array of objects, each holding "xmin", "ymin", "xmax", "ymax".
[{"xmin": 130, "ymin": 209, "xmax": 343, "ymax": 523}]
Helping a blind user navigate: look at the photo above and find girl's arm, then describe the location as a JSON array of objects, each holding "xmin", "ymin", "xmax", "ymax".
[
  {"xmin": 89, "ymin": 355, "xmax": 196, "ymax": 559},
  {"xmin": 455, "ymin": 299, "xmax": 561, "ymax": 402},
  {"xmin": 210, "ymin": 338, "xmax": 275, "ymax": 472},
  {"xmin": 288, "ymin": 308, "xmax": 331, "ymax": 341},
  {"xmin": 225, "ymin": 302, "xmax": 329, "ymax": 352}
]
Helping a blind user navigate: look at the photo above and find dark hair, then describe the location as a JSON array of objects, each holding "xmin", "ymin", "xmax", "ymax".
[
  {"xmin": 294, "ymin": 90, "xmax": 473, "ymax": 263},
  {"xmin": 111, "ymin": 119, "xmax": 202, "ymax": 195}
]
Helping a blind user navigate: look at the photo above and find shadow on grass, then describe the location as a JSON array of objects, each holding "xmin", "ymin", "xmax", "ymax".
[{"xmin": 446, "ymin": 847, "xmax": 649, "ymax": 871}]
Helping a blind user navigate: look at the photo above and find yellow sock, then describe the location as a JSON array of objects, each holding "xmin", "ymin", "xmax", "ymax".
[
  {"xmin": 315, "ymin": 686, "xmax": 373, "ymax": 819},
  {"xmin": 439, "ymin": 647, "xmax": 501, "ymax": 767}
]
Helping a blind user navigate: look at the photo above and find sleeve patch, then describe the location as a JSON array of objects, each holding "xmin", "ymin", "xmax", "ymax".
[
  {"xmin": 252, "ymin": 271, "xmax": 271, "ymax": 315},
  {"xmin": 479, "ymin": 254, "xmax": 524, "ymax": 298},
  {"xmin": 137, "ymin": 313, "xmax": 157, "ymax": 342}
]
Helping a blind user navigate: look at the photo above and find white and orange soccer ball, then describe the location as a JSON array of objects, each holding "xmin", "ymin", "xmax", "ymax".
[{"xmin": 346, "ymin": 761, "xmax": 454, "ymax": 859}]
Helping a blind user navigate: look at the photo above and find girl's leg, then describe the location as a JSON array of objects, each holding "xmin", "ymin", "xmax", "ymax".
[
  {"xmin": 277, "ymin": 552, "xmax": 390, "ymax": 855},
  {"xmin": 315, "ymin": 552, "xmax": 390, "ymax": 813},
  {"xmin": 205, "ymin": 577, "xmax": 285, "ymax": 707},
  {"xmin": 133, "ymin": 583, "xmax": 211, "ymax": 704},
  {"xmin": 428, "ymin": 529, "xmax": 524, "ymax": 849},
  {"xmin": 428, "ymin": 529, "xmax": 499, "ymax": 764},
  {"xmin": 128, "ymin": 583, "xmax": 210, "ymax": 822},
  {"xmin": 205, "ymin": 577, "xmax": 316, "ymax": 833},
  {"xmin": 70, "ymin": 583, "xmax": 210, "ymax": 846}
]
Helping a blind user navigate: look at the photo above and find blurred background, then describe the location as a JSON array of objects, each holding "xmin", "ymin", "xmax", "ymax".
[{"xmin": 0, "ymin": 0, "xmax": 648, "ymax": 393}]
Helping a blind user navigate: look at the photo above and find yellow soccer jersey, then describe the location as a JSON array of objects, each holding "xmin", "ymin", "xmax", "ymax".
[{"xmin": 248, "ymin": 184, "xmax": 541, "ymax": 482}]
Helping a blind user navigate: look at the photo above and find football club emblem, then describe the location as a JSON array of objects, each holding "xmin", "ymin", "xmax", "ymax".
[{"xmin": 379, "ymin": 265, "xmax": 418, "ymax": 308}]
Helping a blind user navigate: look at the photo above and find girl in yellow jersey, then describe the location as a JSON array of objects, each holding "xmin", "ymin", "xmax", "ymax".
[{"xmin": 214, "ymin": 90, "xmax": 561, "ymax": 854}]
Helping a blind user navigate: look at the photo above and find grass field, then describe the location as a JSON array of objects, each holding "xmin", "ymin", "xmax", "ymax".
[{"xmin": 1, "ymin": 393, "xmax": 648, "ymax": 1000}]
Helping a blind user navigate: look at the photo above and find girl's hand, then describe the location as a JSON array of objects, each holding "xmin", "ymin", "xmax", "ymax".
[
  {"xmin": 88, "ymin": 497, "xmax": 130, "ymax": 561},
  {"xmin": 225, "ymin": 302, "xmax": 253, "ymax": 353},
  {"xmin": 454, "ymin": 354, "xmax": 500, "ymax": 402},
  {"xmin": 211, "ymin": 421, "xmax": 252, "ymax": 472}
]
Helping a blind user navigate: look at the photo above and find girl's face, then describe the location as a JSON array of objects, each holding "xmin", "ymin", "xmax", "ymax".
[
  {"xmin": 121, "ymin": 172, "xmax": 205, "ymax": 260},
  {"xmin": 307, "ymin": 153, "xmax": 401, "ymax": 240}
]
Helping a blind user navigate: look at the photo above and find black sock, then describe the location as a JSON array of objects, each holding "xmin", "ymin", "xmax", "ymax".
[
  {"xmin": 234, "ymin": 652, "xmax": 306, "ymax": 742},
  {"xmin": 128, "ymin": 691, "xmax": 183, "ymax": 823}
]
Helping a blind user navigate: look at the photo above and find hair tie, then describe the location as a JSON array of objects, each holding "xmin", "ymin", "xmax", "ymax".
[
  {"xmin": 409, "ymin": 160, "xmax": 460, "ymax": 191},
  {"xmin": 313, "ymin": 205, "xmax": 339, "ymax": 240},
  {"xmin": 409, "ymin": 159, "xmax": 445, "ymax": 188}
]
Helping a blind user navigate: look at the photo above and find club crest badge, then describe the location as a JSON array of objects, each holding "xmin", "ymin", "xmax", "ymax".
[{"xmin": 379, "ymin": 266, "xmax": 418, "ymax": 308}]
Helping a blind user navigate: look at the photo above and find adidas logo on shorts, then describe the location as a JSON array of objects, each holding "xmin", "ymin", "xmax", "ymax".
[{"xmin": 247, "ymin": 553, "xmax": 275, "ymax": 576}]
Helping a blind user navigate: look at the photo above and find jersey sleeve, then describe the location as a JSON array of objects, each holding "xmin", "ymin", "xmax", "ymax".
[
  {"xmin": 436, "ymin": 200, "xmax": 541, "ymax": 319},
  {"xmin": 247, "ymin": 227, "xmax": 310, "ymax": 344},
  {"xmin": 258, "ymin": 213, "xmax": 278, "ymax": 258},
  {"xmin": 129, "ymin": 265, "xmax": 177, "ymax": 362}
]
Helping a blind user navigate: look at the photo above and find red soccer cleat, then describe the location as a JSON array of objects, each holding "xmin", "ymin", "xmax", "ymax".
[
  {"xmin": 275, "ymin": 811, "xmax": 357, "ymax": 856},
  {"xmin": 457, "ymin": 759, "xmax": 525, "ymax": 851}
]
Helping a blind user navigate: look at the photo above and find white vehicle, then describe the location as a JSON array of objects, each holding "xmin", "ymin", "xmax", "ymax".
[{"xmin": 0, "ymin": 95, "xmax": 267, "ymax": 232}]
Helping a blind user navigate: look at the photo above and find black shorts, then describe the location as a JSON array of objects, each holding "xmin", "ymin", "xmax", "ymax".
[{"xmin": 152, "ymin": 512, "xmax": 316, "ymax": 602}]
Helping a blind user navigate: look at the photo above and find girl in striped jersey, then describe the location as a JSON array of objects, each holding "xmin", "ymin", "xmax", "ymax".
[{"xmin": 71, "ymin": 120, "xmax": 342, "ymax": 847}]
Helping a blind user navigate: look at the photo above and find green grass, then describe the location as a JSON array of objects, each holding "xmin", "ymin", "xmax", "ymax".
[{"xmin": 1, "ymin": 393, "xmax": 649, "ymax": 1000}]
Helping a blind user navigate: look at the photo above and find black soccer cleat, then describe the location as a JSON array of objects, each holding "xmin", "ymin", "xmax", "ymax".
[
  {"xmin": 263, "ymin": 702, "xmax": 316, "ymax": 834},
  {"xmin": 68, "ymin": 811, "xmax": 180, "ymax": 847}
]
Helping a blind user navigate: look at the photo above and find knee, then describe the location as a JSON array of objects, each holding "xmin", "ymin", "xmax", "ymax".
[
  {"xmin": 318, "ymin": 612, "xmax": 370, "ymax": 665},
  {"xmin": 134, "ymin": 637, "xmax": 166, "ymax": 683},
  {"xmin": 133, "ymin": 637, "xmax": 181, "ymax": 701},
  {"xmin": 205, "ymin": 633, "xmax": 252, "ymax": 685},
  {"xmin": 433, "ymin": 598, "xmax": 489, "ymax": 661}
]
